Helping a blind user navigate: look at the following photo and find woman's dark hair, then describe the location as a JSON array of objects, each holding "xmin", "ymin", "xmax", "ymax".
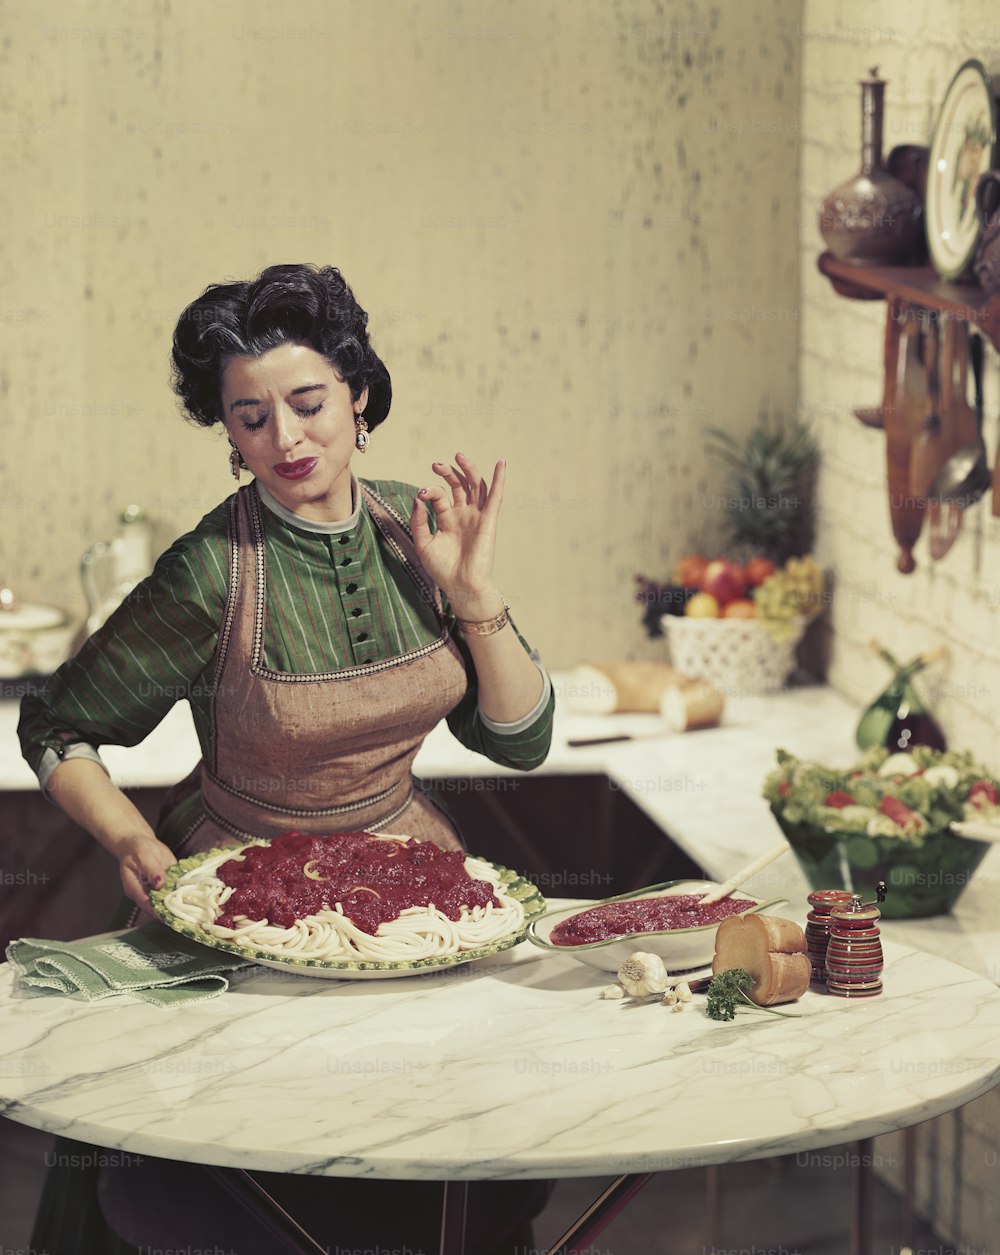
[{"xmin": 170, "ymin": 263, "xmax": 392, "ymax": 430}]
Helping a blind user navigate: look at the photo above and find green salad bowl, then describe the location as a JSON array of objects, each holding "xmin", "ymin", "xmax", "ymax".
[{"xmin": 770, "ymin": 806, "xmax": 991, "ymax": 918}]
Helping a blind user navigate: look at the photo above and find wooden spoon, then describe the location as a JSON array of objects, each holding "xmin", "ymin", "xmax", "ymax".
[
  {"xmin": 883, "ymin": 300, "xmax": 925, "ymax": 572},
  {"xmin": 909, "ymin": 313, "xmax": 945, "ymax": 501},
  {"xmin": 952, "ymin": 819, "xmax": 1000, "ymax": 844},
  {"xmin": 698, "ymin": 841, "xmax": 790, "ymax": 906}
]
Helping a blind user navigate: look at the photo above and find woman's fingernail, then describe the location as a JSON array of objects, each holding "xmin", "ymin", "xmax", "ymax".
[{"xmin": 418, "ymin": 488, "xmax": 428, "ymax": 497}]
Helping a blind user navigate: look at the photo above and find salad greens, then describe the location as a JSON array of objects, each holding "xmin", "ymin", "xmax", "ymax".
[{"xmin": 764, "ymin": 745, "xmax": 1000, "ymax": 845}]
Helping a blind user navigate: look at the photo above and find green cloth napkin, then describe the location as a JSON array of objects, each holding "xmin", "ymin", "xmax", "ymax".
[{"xmin": 5, "ymin": 922, "xmax": 252, "ymax": 1008}]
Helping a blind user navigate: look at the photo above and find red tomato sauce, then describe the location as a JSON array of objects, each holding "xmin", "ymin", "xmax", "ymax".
[
  {"xmin": 550, "ymin": 894, "xmax": 756, "ymax": 945},
  {"xmin": 215, "ymin": 831, "xmax": 499, "ymax": 933}
]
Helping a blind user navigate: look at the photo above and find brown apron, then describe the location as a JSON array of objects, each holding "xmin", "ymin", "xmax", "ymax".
[
  {"xmin": 175, "ymin": 481, "xmax": 469, "ymax": 856},
  {"xmin": 98, "ymin": 484, "xmax": 555, "ymax": 1253}
]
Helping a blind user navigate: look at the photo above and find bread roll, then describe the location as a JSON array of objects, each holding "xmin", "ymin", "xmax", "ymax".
[
  {"xmin": 711, "ymin": 913, "xmax": 811, "ymax": 1007},
  {"xmin": 661, "ymin": 680, "xmax": 724, "ymax": 731},
  {"xmin": 564, "ymin": 662, "xmax": 690, "ymax": 714}
]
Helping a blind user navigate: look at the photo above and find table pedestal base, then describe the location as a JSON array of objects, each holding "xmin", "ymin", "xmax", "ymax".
[
  {"xmin": 546, "ymin": 1173, "xmax": 655, "ymax": 1255},
  {"xmin": 202, "ymin": 1166, "xmax": 327, "ymax": 1255},
  {"xmin": 199, "ymin": 1129, "xmax": 912, "ymax": 1255}
]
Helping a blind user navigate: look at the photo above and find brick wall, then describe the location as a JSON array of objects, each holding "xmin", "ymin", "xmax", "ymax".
[{"xmin": 801, "ymin": 2, "xmax": 1000, "ymax": 1248}]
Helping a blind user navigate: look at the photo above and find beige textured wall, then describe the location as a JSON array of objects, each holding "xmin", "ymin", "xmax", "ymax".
[
  {"xmin": 3, "ymin": 0, "xmax": 801, "ymax": 667},
  {"xmin": 801, "ymin": 1, "xmax": 1000, "ymax": 1248}
]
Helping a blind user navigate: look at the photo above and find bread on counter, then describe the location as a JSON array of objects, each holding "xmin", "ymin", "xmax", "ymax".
[
  {"xmin": 661, "ymin": 680, "xmax": 725, "ymax": 732},
  {"xmin": 564, "ymin": 661, "xmax": 691, "ymax": 714},
  {"xmin": 711, "ymin": 914, "xmax": 811, "ymax": 1007},
  {"xmin": 565, "ymin": 661, "xmax": 725, "ymax": 731}
]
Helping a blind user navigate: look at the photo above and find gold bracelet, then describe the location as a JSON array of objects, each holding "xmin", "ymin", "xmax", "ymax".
[{"xmin": 456, "ymin": 600, "xmax": 510, "ymax": 637}]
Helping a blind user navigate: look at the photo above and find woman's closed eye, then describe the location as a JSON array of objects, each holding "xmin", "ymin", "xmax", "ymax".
[{"xmin": 241, "ymin": 402, "xmax": 324, "ymax": 431}]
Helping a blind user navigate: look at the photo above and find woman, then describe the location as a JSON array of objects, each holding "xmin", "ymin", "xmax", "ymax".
[{"xmin": 18, "ymin": 263, "xmax": 555, "ymax": 1255}]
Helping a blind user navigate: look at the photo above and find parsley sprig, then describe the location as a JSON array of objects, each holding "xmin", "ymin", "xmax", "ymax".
[{"xmin": 705, "ymin": 968, "xmax": 800, "ymax": 1021}]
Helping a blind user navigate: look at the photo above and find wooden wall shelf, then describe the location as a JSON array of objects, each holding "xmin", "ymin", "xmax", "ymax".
[{"xmin": 817, "ymin": 251, "xmax": 1000, "ymax": 351}]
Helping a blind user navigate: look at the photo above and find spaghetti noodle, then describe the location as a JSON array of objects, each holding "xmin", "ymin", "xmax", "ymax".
[{"xmin": 161, "ymin": 831, "xmax": 526, "ymax": 963}]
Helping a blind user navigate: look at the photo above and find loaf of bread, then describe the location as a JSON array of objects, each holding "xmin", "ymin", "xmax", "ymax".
[
  {"xmin": 711, "ymin": 914, "xmax": 811, "ymax": 1007},
  {"xmin": 564, "ymin": 661, "xmax": 691, "ymax": 714},
  {"xmin": 661, "ymin": 680, "xmax": 725, "ymax": 731}
]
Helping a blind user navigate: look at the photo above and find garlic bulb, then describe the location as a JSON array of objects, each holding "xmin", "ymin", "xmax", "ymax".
[{"xmin": 617, "ymin": 951, "xmax": 669, "ymax": 998}]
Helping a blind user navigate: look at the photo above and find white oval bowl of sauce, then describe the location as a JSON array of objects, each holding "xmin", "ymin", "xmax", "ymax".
[{"xmin": 526, "ymin": 879, "xmax": 785, "ymax": 974}]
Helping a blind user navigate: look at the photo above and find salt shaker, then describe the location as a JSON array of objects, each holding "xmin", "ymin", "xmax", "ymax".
[{"xmin": 825, "ymin": 881, "xmax": 887, "ymax": 998}]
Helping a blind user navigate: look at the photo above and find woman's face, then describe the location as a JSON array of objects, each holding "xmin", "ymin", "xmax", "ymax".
[{"xmin": 220, "ymin": 342, "xmax": 368, "ymax": 521}]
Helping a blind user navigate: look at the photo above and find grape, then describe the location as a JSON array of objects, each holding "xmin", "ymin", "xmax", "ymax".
[{"xmin": 754, "ymin": 557, "xmax": 824, "ymax": 641}]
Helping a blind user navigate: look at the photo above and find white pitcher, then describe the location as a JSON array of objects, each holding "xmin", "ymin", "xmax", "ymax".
[{"xmin": 80, "ymin": 505, "xmax": 153, "ymax": 638}]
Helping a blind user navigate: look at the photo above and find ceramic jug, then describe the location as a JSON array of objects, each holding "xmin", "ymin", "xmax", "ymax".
[
  {"xmin": 819, "ymin": 68, "xmax": 923, "ymax": 266},
  {"xmin": 79, "ymin": 505, "xmax": 153, "ymax": 638}
]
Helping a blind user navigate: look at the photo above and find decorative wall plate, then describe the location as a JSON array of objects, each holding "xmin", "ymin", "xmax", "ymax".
[{"xmin": 926, "ymin": 60, "xmax": 998, "ymax": 280}]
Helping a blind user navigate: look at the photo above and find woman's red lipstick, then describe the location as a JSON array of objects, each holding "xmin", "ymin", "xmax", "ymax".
[{"xmin": 273, "ymin": 457, "xmax": 318, "ymax": 480}]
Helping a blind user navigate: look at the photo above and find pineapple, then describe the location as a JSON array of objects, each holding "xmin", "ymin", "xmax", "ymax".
[{"xmin": 704, "ymin": 414, "xmax": 819, "ymax": 564}]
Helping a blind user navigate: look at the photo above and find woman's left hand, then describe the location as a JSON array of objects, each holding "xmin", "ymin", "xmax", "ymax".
[{"xmin": 410, "ymin": 453, "xmax": 505, "ymax": 617}]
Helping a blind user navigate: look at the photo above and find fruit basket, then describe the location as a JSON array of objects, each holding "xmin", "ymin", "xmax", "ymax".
[{"xmin": 662, "ymin": 614, "xmax": 806, "ymax": 696}]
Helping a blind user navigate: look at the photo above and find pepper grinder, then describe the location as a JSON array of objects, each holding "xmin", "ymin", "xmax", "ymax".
[{"xmin": 825, "ymin": 881, "xmax": 887, "ymax": 998}]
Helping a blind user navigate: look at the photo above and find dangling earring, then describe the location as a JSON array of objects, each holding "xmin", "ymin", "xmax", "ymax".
[
  {"xmin": 354, "ymin": 412, "xmax": 370, "ymax": 453},
  {"xmin": 228, "ymin": 439, "xmax": 244, "ymax": 480}
]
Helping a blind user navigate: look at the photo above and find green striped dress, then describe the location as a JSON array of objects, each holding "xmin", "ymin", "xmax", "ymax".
[{"xmin": 18, "ymin": 476, "xmax": 554, "ymax": 844}]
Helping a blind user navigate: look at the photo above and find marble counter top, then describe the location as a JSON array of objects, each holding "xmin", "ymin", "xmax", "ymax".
[
  {"xmin": 1, "ymin": 931, "xmax": 999, "ymax": 1179},
  {"xmin": 0, "ymin": 674, "xmax": 860, "ymax": 792}
]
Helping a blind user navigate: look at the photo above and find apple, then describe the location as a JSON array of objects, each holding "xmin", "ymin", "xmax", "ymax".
[
  {"xmin": 685, "ymin": 591, "xmax": 720, "ymax": 618},
  {"xmin": 672, "ymin": 554, "xmax": 708, "ymax": 588},
  {"xmin": 699, "ymin": 559, "xmax": 747, "ymax": 607},
  {"xmin": 722, "ymin": 599, "xmax": 756, "ymax": 619},
  {"xmin": 744, "ymin": 556, "xmax": 776, "ymax": 588}
]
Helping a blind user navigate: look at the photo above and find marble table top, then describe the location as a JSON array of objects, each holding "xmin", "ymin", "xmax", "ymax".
[{"xmin": 2, "ymin": 927, "xmax": 999, "ymax": 1181}]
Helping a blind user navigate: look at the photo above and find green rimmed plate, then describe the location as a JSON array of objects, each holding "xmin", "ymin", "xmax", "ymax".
[{"xmin": 151, "ymin": 842, "xmax": 547, "ymax": 980}]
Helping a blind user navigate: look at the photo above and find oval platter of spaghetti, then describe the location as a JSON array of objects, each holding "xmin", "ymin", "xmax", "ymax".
[{"xmin": 150, "ymin": 830, "xmax": 547, "ymax": 979}]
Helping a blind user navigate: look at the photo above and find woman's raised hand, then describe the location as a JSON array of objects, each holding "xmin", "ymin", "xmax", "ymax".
[{"xmin": 410, "ymin": 453, "xmax": 506, "ymax": 617}]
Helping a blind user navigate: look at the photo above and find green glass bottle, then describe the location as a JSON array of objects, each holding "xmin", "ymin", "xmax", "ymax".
[{"xmin": 855, "ymin": 646, "xmax": 947, "ymax": 752}]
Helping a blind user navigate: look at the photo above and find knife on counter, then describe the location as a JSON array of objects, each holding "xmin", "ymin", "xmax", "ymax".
[{"xmin": 566, "ymin": 730, "xmax": 673, "ymax": 748}]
